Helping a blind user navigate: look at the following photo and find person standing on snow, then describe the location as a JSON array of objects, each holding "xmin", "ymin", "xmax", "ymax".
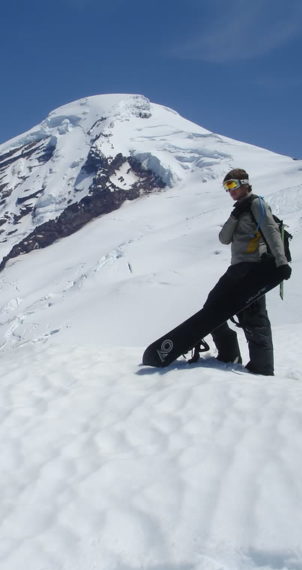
[{"xmin": 208, "ymin": 168, "xmax": 291, "ymax": 375}]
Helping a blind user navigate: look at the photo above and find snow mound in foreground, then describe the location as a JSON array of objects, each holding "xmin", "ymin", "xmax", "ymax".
[{"xmin": 1, "ymin": 340, "xmax": 302, "ymax": 570}]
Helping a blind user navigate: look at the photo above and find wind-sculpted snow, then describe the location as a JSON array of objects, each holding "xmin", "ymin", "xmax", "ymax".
[
  {"xmin": 130, "ymin": 152, "xmax": 176, "ymax": 185},
  {"xmin": 41, "ymin": 114, "xmax": 83, "ymax": 132},
  {"xmin": 0, "ymin": 342, "xmax": 302, "ymax": 570}
]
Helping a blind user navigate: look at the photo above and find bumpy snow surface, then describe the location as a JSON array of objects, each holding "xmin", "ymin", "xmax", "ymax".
[{"xmin": 0, "ymin": 94, "xmax": 302, "ymax": 570}]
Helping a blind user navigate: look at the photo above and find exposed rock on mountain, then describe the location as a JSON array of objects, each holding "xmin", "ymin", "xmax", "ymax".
[
  {"xmin": 0, "ymin": 95, "xmax": 171, "ymax": 269},
  {"xmin": 0, "ymin": 151, "xmax": 165, "ymax": 270}
]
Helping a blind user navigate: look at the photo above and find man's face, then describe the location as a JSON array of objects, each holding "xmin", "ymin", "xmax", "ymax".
[{"xmin": 228, "ymin": 184, "xmax": 250, "ymax": 201}]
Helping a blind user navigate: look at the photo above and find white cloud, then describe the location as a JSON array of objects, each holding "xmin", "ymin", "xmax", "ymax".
[{"xmin": 172, "ymin": 0, "xmax": 302, "ymax": 62}]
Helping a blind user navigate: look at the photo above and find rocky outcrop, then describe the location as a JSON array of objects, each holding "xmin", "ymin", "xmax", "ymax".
[{"xmin": 0, "ymin": 151, "xmax": 165, "ymax": 270}]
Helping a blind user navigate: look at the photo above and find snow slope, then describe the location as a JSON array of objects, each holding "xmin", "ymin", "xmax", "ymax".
[
  {"xmin": 0, "ymin": 94, "xmax": 302, "ymax": 570},
  {"xmin": 0, "ymin": 169, "xmax": 301, "ymax": 350}
]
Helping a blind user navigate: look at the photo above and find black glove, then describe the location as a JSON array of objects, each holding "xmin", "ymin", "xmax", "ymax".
[
  {"xmin": 278, "ymin": 264, "xmax": 292, "ymax": 280},
  {"xmin": 232, "ymin": 198, "xmax": 252, "ymax": 219}
]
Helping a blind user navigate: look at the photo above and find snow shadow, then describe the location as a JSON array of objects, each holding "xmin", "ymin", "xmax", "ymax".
[
  {"xmin": 136, "ymin": 359, "xmax": 190, "ymax": 376},
  {"xmin": 248, "ymin": 548, "xmax": 302, "ymax": 570},
  {"xmin": 136, "ymin": 357, "xmax": 243, "ymax": 376}
]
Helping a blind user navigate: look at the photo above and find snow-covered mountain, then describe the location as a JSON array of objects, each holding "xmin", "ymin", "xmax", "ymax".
[
  {"xmin": 1, "ymin": 94, "xmax": 302, "ymax": 570},
  {"xmin": 0, "ymin": 93, "xmax": 300, "ymax": 270}
]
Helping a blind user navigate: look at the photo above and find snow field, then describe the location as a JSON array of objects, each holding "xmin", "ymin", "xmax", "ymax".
[{"xmin": 1, "ymin": 341, "xmax": 302, "ymax": 570}]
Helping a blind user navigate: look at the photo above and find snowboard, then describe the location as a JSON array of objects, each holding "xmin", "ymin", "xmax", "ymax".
[{"xmin": 142, "ymin": 261, "xmax": 284, "ymax": 368}]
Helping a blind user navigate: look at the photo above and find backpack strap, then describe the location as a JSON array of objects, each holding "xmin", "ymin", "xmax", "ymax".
[
  {"xmin": 248, "ymin": 195, "xmax": 275, "ymax": 256},
  {"xmin": 248, "ymin": 195, "xmax": 266, "ymax": 232}
]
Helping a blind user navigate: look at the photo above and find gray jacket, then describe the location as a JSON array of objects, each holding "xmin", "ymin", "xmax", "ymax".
[{"xmin": 219, "ymin": 194, "xmax": 288, "ymax": 267}]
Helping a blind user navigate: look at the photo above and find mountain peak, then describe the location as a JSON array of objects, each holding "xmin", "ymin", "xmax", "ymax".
[{"xmin": 0, "ymin": 93, "xmax": 297, "ymax": 270}]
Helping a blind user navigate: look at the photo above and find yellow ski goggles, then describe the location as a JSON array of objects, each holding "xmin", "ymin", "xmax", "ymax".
[{"xmin": 223, "ymin": 178, "xmax": 249, "ymax": 192}]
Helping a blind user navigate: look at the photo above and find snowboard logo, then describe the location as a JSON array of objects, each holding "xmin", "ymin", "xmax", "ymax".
[{"xmin": 157, "ymin": 339, "xmax": 174, "ymax": 363}]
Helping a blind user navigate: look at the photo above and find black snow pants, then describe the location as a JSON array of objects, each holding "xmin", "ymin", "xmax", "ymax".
[
  {"xmin": 212, "ymin": 296, "xmax": 274, "ymax": 375},
  {"xmin": 204, "ymin": 259, "xmax": 275, "ymax": 375}
]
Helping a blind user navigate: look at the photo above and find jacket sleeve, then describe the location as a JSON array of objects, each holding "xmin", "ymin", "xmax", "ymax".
[
  {"xmin": 219, "ymin": 215, "xmax": 238, "ymax": 244},
  {"xmin": 251, "ymin": 198, "xmax": 288, "ymax": 267}
]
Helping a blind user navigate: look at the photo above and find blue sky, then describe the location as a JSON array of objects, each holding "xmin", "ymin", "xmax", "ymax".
[{"xmin": 1, "ymin": 0, "xmax": 301, "ymax": 157}]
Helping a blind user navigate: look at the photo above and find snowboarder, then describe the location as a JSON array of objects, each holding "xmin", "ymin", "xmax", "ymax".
[
  {"xmin": 142, "ymin": 168, "xmax": 291, "ymax": 370},
  {"xmin": 210, "ymin": 168, "xmax": 291, "ymax": 375}
]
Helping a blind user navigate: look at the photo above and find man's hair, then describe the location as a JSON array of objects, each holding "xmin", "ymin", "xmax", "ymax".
[{"xmin": 223, "ymin": 168, "xmax": 252, "ymax": 192}]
